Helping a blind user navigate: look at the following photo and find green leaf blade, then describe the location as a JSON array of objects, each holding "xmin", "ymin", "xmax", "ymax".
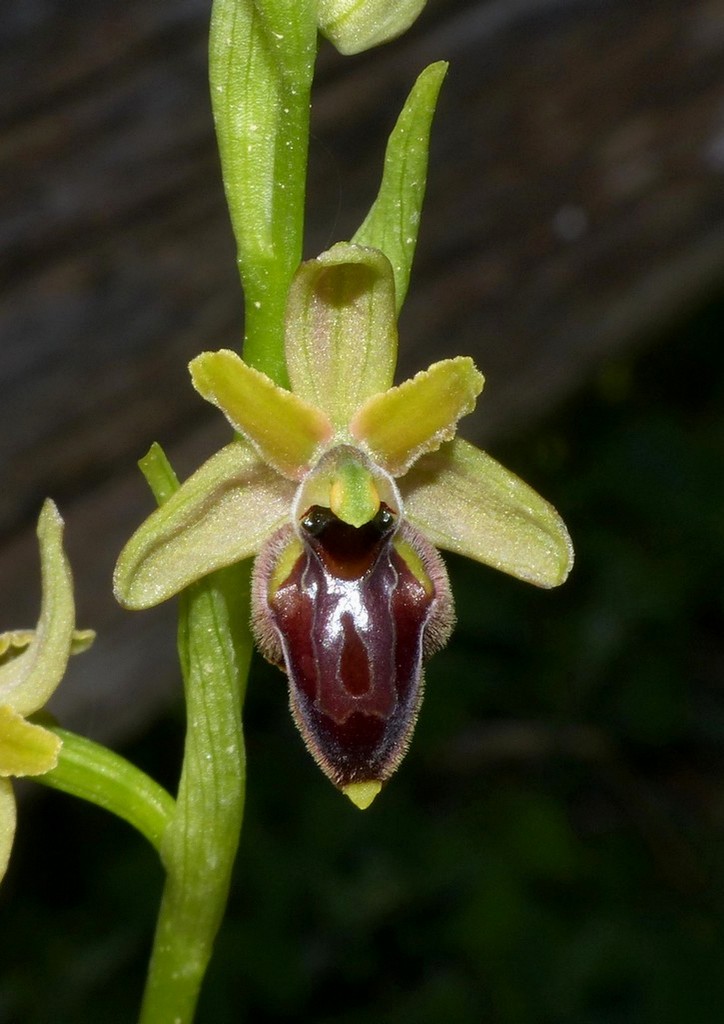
[{"xmin": 352, "ymin": 61, "xmax": 448, "ymax": 312}]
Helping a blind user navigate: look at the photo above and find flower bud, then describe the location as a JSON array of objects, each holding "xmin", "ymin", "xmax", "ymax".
[{"xmin": 317, "ymin": 0, "xmax": 427, "ymax": 55}]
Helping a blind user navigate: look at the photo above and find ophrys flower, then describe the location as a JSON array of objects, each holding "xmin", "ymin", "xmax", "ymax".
[{"xmin": 114, "ymin": 243, "xmax": 573, "ymax": 808}]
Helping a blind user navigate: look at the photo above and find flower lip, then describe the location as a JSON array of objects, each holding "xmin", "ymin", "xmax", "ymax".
[
  {"xmin": 253, "ymin": 509, "xmax": 454, "ymax": 792},
  {"xmin": 299, "ymin": 502, "xmax": 397, "ymax": 581}
]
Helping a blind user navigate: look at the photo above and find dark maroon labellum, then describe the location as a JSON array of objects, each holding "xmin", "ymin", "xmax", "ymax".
[{"xmin": 256, "ymin": 504, "xmax": 453, "ymax": 789}]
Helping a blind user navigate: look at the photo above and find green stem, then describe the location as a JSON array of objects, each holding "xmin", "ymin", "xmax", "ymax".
[
  {"xmin": 35, "ymin": 726, "xmax": 175, "ymax": 858},
  {"xmin": 241, "ymin": 259, "xmax": 298, "ymax": 385},
  {"xmin": 136, "ymin": 446, "xmax": 253, "ymax": 1024},
  {"xmin": 210, "ymin": 0, "xmax": 317, "ymax": 384},
  {"xmin": 134, "ymin": 0, "xmax": 319, "ymax": 1011},
  {"xmin": 139, "ymin": 567, "xmax": 252, "ymax": 1024}
]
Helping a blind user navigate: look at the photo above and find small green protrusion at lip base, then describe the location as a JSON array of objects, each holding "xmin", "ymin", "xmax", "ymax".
[
  {"xmin": 343, "ymin": 780, "xmax": 382, "ymax": 810},
  {"xmin": 329, "ymin": 458, "xmax": 380, "ymax": 528}
]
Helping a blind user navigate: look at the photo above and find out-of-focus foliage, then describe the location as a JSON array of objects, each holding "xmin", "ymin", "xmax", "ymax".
[{"xmin": 1, "ymin": 295, "xmax": 723, "ymax": 1023}]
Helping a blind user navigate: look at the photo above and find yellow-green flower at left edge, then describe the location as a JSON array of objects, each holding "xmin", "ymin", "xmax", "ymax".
[
  {"xmin": 114, "ymin": 242, "xmax": 573, "ymax": 809},
  {"xmin": 0, "ymin": 501, "xmax": 94, "ymax": 883}
]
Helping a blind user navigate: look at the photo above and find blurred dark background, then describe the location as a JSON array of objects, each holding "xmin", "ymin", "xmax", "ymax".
[{"xmin": 2, "ymin": 0, "xmax": 724, "ymax": 1021}]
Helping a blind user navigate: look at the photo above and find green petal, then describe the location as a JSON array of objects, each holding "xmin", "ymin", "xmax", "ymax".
[
  {"xmin": 0, "ymin": 706, "xmax": 61, "ymax": 777},
  {"xmin": 114, "ymin": 441, "xmax": 296, "ymax": 610},
  {"xmin": 353, "ymin": 61, "xmax": 447, "ymax": 310},
  {"xmin": 400, "ymin": 438, "xmax": 574, "ymax": 588},
  {"xmin": 190, "ymin": 350, "xmax": 332, "ymax": 479},
  {"xmin": 0, "ymin": 778, "xmax": 16, "ymax": 884},
  {"xmin": 285, "ymin": 243, "xmax": 398, "ymax": 429},
  {"xmin": 351, "ymin": 357, "xmax": 484, "ymax": 475},
  {"xmin": 0, "ymin": 501, "xmax": 76, "ymax": 717},
  {"xmin": 0, "ymin": 631, "xmax": 34, "ymax": 660},
  {"xmin": 317, "ymin": 0, "xmax": 426, "ymax": 54},
  {"xmin": 0, "ymin": 629, "xmax": 94, "ymax": 664}
]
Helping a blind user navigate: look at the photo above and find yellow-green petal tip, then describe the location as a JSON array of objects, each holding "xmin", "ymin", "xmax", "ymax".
[{"xmin": 342, "ymin": 780, "xmax": 382, "ymax": 810}]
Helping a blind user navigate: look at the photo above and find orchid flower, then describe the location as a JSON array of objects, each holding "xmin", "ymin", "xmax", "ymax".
[
  {"xmin": 0, "ymin": 501, "xmax": 94, "ymax": 881},
  {"xmin": 114, "ymin": 243, "xmax": 573, "ymax": 809}
]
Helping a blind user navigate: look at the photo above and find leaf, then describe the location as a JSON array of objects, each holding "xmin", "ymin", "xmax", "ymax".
[
  {"xmin": 209, "ymin": 0, "xmax": 316, "ymax": 262},
  {"xmin": 352, "ymin": 61, "xmax": 447, "ymax": 311}
]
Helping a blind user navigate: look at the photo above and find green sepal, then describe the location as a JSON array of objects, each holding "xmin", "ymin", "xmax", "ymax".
[
  {"xmin": 0, "ymin": 501, "xmax": 81, "ymax": 717},
  {"xmin": 352, "ymin": 61, "xmax": 447, "ymax": 311},
  {"xmin": 400, "ymin": 437, "xmax": 574, "ymax": 588},
  {"xmin": 114, "ymin": 441, "xmax": 296, "ymax": 610},
  {"xmin": 352, "ymin": 357, "xmax": 484, "ymax": 475},
  {"xmin": 190, "ymin": 350, "xmax": 333, "ymax": 478},
  {"xmin": 318, "ymin": 0, "xmax": 427, "ymax": 55},
  {"xmin": 285, "ymin": 243, "xmax": 398, "ymax": 428}
]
